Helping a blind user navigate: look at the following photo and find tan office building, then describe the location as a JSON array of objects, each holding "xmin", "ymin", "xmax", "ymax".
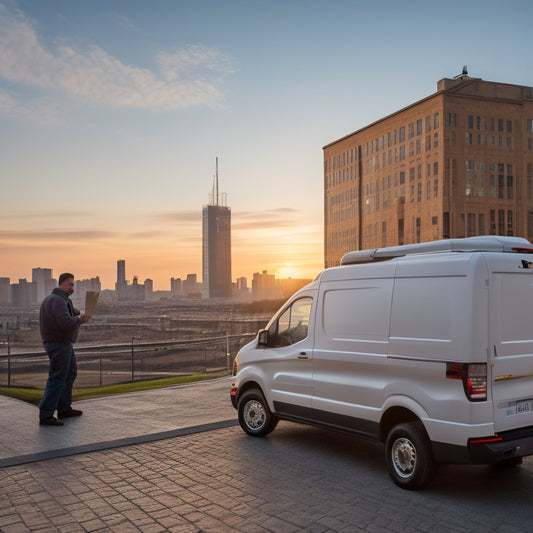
[{"xmin": 323, "ymin": 72, "xmax": 533, "ymax": 267}]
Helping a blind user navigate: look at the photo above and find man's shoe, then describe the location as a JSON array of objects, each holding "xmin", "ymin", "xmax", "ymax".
[
  {"xmin": 58, "ymin": 408, "xmax": 83, "ymax": 419},
  {"xmin": 40, "ymin": 416, "xmax": 64, "ymax": 426}
]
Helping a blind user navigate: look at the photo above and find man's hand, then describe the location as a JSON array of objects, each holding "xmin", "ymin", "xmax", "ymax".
[{"xmin": 80, "ymin": 314, "xmax": 91, "ymax": 323}]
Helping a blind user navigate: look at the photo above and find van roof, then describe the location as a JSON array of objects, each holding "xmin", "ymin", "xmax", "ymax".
[{"xmin": 340, "ymin": 236, "xmax": 533, "ymax": 265}]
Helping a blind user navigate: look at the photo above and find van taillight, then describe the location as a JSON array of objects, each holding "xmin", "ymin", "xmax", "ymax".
[{"xmin": 446, "ymin": 362, "xmax": 487, "ymax": 402}]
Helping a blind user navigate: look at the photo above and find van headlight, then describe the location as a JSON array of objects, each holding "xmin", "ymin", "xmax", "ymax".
[{"xmin": 232, "ymin": 354, "xmax": 239, "ymax": 376}]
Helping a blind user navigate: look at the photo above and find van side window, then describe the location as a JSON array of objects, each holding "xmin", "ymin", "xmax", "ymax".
[{"xmin": 268, "ymin": 297, "xmax": 312, "ymax": 347}]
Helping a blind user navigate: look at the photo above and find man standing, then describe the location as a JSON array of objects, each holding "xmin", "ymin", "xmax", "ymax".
[{"xmin": 39, "ymin": 273, "xmax": 90, "ymax": 426}]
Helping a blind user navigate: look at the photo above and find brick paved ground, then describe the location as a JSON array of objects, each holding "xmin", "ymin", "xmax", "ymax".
[{"xmin": 2, "ymin": 421, "xmax": 533, "ymax": 533}]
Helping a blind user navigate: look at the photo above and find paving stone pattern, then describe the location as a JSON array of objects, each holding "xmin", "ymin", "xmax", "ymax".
[{"xmin": 2, "ymin": 422, "xmax": 533, "ymax": 532}]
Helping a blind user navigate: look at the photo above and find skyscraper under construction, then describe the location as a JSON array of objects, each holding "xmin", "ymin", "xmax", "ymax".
[{"xmin": 202, "ymin": 158, "xmax": 232, "ymax": 299}]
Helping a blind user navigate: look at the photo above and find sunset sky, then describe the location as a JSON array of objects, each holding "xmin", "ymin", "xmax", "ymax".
[{"xmin": 1, "ymin": 0, "xmax": 532, "ymax": 289}]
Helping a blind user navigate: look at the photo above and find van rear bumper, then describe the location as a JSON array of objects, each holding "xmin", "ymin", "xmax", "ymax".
[
  {"xmin": 433, "ymin": 425, "xmax": 533, "ymax": 464},
  {"xmin": 468, "ymin": 425, "xmax": 533, "ymax": 464}
]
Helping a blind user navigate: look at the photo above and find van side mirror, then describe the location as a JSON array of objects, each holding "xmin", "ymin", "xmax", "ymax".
[{"xmin": 257, "ymin": 329, "xmax": 269, "ymax": 347}]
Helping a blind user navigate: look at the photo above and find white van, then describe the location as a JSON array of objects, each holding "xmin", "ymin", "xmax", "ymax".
[{"xmin": 230, "ymin": 236, "xmax": 533, "ymax": 489}]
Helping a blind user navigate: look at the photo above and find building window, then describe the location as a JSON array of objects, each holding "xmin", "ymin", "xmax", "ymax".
[
  {"xmin": 527, "ymin": 119, "xmax": 533, "ymax": 133},
  {"xmin": 416, "ymin": 217, "xmax": 421, "ymax": 243},
  {"xmin": 416, "ymin": 139, "xmax": 421, "ymax": 154},
  {"xmin": 399, "ymin": 126, "xmax": 405, "ymax": 142},
  {"xmin": 528, "ymin": 163, "xmax": 533, "ymax": 199},
  {"xmin": 417, "ymin": 182, "xmax": 422, "ymax": 202},
  {"xmin": 468, "ymin": 115, "xmax": 474, "ymax": 129},
  {"xmin": 498, "ymin": 118, "xmax": 504, "ymax": 132},
  {"xmin": 479, "ymin": 214, "xmax": 485, "ymax": 234},
  {"xmin": 498, "ymin": 164, "xmax": 505, "ymax": 198},
  {"xmin": 427, "ymin": 181, "xmax": 431, "ymax": 200},
  {"xmin": 490, "ymin": 118, "xmax": 495, "ymax": 130},
  {"xmin": 432, "ymin": 216, "xmax": 438, "ymax": 225},
  {"xmin": 434, "ymin": 179, "xmax": 438, "ymax": 197},
  {"xmin": 507, "ymin": 120, "xmax": 513, "ymax": 133},
  {"xmin": 434, "ymin": 133, "xmax": 439, "ymax": 148},
  {"xmin": 408, "ymin": 123, "xmax": 414, "ymax": 139},
  {"xmin": 399, "ymin": 171, "xmax": 405, "ymax": 184},
  {"xmin": 410, "ymin": 167, "xmax": 415, "ymax": 181},
  {"xmin": 426, "ymin": 115, "xmax": 432, "ymax": 132},
  {"xmin": 416, "ymin": 119, "xmax": 422, "ymax": 136},
  {"xmin": 447, "ymin": 113, "xmax": 456, "ymax": 127},
  {"xmin": 426, "ymin": 135, "xmax": 431, "ymax": 151},
  {"xmin": 499, "ymin": 210, "xmax": 505, "ymax": 235},
  {"xmin": 399, "ymin": 145, "xmax": 405, "ymax": 160},
  {"xmin": 467, "ymin": 133, "xmax": 473, "ymax": 144},
  {"xmin": 434, "ymin": 113, "xmax": 439, "ymax": 129},
  {"xmin": 508, "ymin": 210, "xmax": 513, "ymax": 236},
  {"xmin": 410, "ymin": 185, "xmax": 414, "ymax": 203},
  {"xmin": 409, "ymin": 142, "xmax": 414, "ymax": 157},
  {"xmin": 418, "ymin": 164, "xmax": 422, "ymax": 179},
  {"xmin": 443, "ymin": 212, "xmax": 450, "ymax": 239},
  {"xmin": 490, "ymin": 210, "xmax": 496, "ymax": 234},
  {"xmin": 433, "ymin": 162, "xmax": 439, "ymax": 175}
]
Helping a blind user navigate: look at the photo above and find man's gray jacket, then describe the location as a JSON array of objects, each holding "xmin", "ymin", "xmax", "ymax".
[{"xmin": 40, "ymin": 288, "xmax": 81, "ymax": 343}]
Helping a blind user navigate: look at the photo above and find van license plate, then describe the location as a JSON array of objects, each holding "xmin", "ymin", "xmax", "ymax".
[{"xmin": 516, "ymin": 400, "xmax": 532, "ymax": 414}]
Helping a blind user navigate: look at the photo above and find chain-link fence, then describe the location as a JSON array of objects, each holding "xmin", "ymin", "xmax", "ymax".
[{"xmin": 0, "ymin": 333, "xmax": 255, "ymax": 389}]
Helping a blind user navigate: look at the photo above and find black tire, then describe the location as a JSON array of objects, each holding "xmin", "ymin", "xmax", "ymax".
[
  {"xmin": 385, "ymin": 421, "xmax": 437, "ymax": 490},
  {"xmin": 237, "ymin": 389, "xmax": 279, "ymax": 437}
]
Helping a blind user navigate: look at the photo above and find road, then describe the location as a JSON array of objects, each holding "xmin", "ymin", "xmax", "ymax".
[{"xmin": 2, "ymin": 421, "xmax": 532, "ymax": 532}]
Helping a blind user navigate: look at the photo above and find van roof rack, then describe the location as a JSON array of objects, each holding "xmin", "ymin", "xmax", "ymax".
[{"xmin": 340, "ymin": 236, "xmax": 533, "ymax": 265}]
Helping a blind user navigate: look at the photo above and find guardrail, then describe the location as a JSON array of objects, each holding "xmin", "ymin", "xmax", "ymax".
[{"xmin": 0, "ymin": 333, "xmax": 255, "ymax": 389}]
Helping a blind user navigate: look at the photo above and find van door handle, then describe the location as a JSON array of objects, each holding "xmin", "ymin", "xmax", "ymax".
[{"xmin": 298, "ymin": 352, "xmax": 308, "ymax": 359}]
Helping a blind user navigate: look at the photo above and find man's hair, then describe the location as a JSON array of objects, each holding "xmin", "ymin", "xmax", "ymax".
[{"xmin": 58, "ymin": 273, "xmax": 74, "ymax": 285}]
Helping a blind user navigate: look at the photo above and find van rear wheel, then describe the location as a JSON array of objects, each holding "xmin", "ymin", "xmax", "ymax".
[
  {"xmin": 385, "ymin": 421, "xmax": 437, "ymax": 490},
  {"xmin": 238, "ymin": 389, "xmax": 278, "ymax": 437}
]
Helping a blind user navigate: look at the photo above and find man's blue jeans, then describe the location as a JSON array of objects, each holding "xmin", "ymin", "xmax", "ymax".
[{"xmin": 39, "ymin": 342, "xmax": 77, "ymax": 419}]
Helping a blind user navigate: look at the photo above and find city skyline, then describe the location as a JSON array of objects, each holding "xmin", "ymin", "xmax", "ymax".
[{"xmin": 1, "ymin": 1, "xmax": 532, "ymax": 289}]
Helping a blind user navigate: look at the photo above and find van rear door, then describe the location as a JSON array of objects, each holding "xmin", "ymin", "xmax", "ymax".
[{"xmin": 490, "ymin": 256, "xmax": 533, "ymax": 432}]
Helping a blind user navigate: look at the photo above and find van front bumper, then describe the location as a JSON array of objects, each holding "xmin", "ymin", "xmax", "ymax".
[{"xmin": 230, "ymin": 382, "xmax": 238, "ymax": 409}]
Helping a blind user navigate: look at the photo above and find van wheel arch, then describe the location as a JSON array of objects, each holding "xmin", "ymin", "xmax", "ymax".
[
  {"xmin": 379, "ymin": 407, "xmax": 420, "ymax": 442},
  {"xmin": 236, "ymin": 380, "xmax": 265, "ymax": 404}
]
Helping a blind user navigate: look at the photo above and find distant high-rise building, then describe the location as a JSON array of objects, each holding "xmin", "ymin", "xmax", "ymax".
[
  {"xmin": 72, "ymin": 277, "xmax": 101, "ymax": 310},
  {"xmin": 0, "ymin": 277, "xmax": 10, "ymax": 305},
  {"xmin": 202, "ymin": 158, "xmax": 232, "ymax": 299},
  {"xmin": 11, "ymin": 279, "xmax": 37, "ymax": 307},
  {"xmin": 144, "ymin": 279, "xmax": 153, "ymax": 300},
  {"xmin": 115, "ymin": 259, "xmax": 128, "ymax": 300},
  {"xmin": 117, "ymin": 260, "xmax": 126, "ymax": 284},
  {"xmin": 32, "ymin": 267, "xmax": 55, "ymax": 303},
  {"xmin": 183, "ymin": 274, "xmax": 201, "ymax": 297},
  {"xmin": 170, "ymin": 277, "xmax": 182, "ymax": 296}
]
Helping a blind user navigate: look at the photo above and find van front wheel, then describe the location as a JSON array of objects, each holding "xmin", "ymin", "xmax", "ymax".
[
  {"xmin": 385, "ymin": 421, "xmax": 437, "ymax": 490},
  {"xmin": 238, "ymin": 389, "xmax": 278, "ymax": 437}
]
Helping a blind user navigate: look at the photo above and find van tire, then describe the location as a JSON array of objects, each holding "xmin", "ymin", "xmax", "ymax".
[
  {"xmin": 238, "ymin": 389, "xmax": 279, "ymax": 437},
  {"xmin": 385, "ymin": 421, "xmax": 437, "ymax": 490}
]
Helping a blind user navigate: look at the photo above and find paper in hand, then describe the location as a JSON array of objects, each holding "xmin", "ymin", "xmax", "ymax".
[{"xmin": 85, "ymin": 291, "xmax": 100, "ymax": 315}]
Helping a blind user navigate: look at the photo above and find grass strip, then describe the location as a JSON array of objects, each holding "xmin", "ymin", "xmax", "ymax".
[{"xmin": 0, "ymin": 372, "xmax": 228, "ymax": 405}]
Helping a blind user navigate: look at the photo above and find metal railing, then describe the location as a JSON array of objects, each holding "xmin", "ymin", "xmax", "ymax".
[{"xmin": 0, "ymin": 333, "xmax": 255, "ymax": 389}]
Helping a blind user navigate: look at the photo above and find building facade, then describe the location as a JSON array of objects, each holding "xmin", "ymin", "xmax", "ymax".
[{"xmin": 323, "ymin": 73, "xmax": 533, "ymax": 267}]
